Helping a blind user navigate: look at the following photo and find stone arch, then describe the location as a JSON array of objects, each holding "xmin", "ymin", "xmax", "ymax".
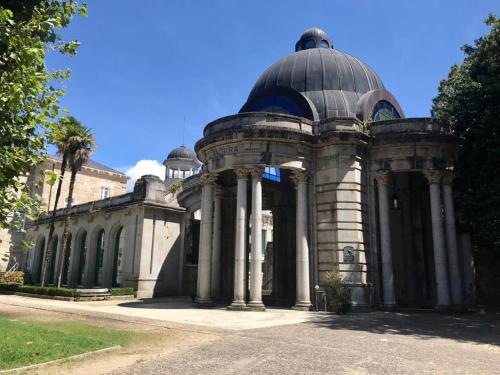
[
  {"xmin": 107, "ymin": 221, "xmax": 126, "ymax": 288},
  {"xmin": 61, "ymin": 232, "xmax": 72, "ymax": 285},
  {"xmin": 73, "ymin": 228, "xmax": 88, "ymax": 287},
  {"xmin": 46, "ymin": 234, "xmax": 59, "ymax": 285},
  {"xmin": 32, "ymin": 235, "xmax": 46, "ymax": 284},
  {"xmin": 88, "ymin": 225, "xmax": 105, "ymax": 287}
]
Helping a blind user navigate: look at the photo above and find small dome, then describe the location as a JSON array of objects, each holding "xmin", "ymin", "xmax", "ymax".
[
  {"xmin": 295, "ymin": 27, "xmax": 333, "ymax": 51},
  {"xmin": 166, "ymin": 145, "xmax": 196, "ymax": 161}
]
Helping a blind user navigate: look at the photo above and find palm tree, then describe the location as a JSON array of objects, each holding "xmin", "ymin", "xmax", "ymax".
[
  {"xmin": 40, "ymin": 117, "xmax": 75, "ymax": 286},
  {"xmin": 56, "ymin": 122, "xmax": 95, "ymax": 288}
]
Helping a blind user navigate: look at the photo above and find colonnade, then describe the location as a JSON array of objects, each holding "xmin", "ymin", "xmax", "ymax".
[
  {"xmin": 375, "ymin": 169, "xmax": 462, "ymax": 307},
  {"xmin": 195, "ymin": 167, "xmax": 312, "ymax": 311}
]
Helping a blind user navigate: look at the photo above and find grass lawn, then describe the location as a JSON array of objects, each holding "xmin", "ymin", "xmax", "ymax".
[{"xmin": 0, "ymin": 316, "xmax": 133, "ymax": 370}]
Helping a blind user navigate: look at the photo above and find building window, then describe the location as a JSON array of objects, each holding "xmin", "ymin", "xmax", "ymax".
[
  {"xmin": 371, "ymin": 100, "xmax": 401, "ymax": 121},
  {"xmin": 101, "ymin": 187, "xmax": 110, "ymax": 199},
  {"xmin": 262, "ymin": 166, "xmax": 281, "ymax": 182},
  {"xmin": 320, "ymin": 40, "xmax": 329, "ymax": 48},
  {"xmin": 304, "ymin": 38, "xmax": 316, "ymax": 49}
]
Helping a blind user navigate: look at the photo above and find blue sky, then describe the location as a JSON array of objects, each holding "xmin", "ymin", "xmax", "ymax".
[{"xmin": 47, "ymin": 0, "xmax": 499, "ymax": 182}]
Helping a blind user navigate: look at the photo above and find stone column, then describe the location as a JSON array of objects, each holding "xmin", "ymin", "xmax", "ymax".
[
  {"xmin": 423, "ymin": 170, "xmax": 451, "ymax": 307},
  {"xmin": 442, "ymin": 172, "xmax": 462, "ymax": 306},
  {"xmin": 229, "ymin": 168, "xmax": 249, "ymax": 309},
  {"xmin": 211, "ymin": 186, "xmax": 223, "ymax": 298},
  {"xmin": 375, "ymin": 171, "xmax": 396, "ymax": 306},
  {"xmin": 248, "ymin": 167, "xmax": 265, "ymax": 310},
  {"xmin": 291, "ymin": 170, "xmax": 312, "ymax": 310},
  {"xmin": 196, "ymin": 172, "xmax": 217, "ymax": 307}
]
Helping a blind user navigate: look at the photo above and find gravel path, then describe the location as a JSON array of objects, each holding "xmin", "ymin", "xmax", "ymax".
[{"xmin": 116, "ymin": 311, "xmax": 500, "ymax": 375}]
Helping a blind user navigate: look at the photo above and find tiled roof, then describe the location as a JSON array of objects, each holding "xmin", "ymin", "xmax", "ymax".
[{"xmin": 48, "ymin": 154, "xmax": 126, "ymax": 176}]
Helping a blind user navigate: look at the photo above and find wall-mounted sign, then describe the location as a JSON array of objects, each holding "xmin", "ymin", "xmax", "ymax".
[{"xmin": 343, "ymin": 246, "xmax": 355, "ymax": 263}]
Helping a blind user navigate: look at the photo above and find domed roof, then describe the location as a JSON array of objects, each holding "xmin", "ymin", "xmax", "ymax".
[
  {"xmin": 166, "ymin": 145, "xmax": 196, "ymax": 161},
  {"xmin": 241, "ymin": 28, "xmax": 403, "ymax": 121}
]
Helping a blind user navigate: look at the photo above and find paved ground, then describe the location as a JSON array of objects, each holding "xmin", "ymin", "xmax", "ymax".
[
  {"xmin": 1, "ymin": 295, "xmax": 499, "ymax": 374},
  {"xmin": 0, "ymin": 295, "xmax": 322, "ymax": 330},
  {"xmin": 116, "ymin": 311, "xmax": 500, "ymax": 375}
]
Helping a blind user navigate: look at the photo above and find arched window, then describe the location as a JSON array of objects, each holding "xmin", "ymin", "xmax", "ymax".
[
  {"xmin": 320, "ymin": 40, "xmax": 329, "ymax": 48},
  {"xmin": 34, "ymin": 237, "xmax": 45, "ymax": 284},
  {"xmin": 93, "ymin": 229, "xmax": 105, "ymax": 287},
  {"xmin": 61, "ymin": 233, "xmax": 72, "ymax": 285},
  {"xmin": 303, "ymin": 38, "xmax": 316, "ymax": 49},
  {"xmin": 112, "ymin": 227, "xmax": 124, "ymax": 287},
  {"xmin": 76, "ymin": 232, "xmax": 87, "ymax": 286},
  {"xmin": 372, "ymin": 100, "xmax": 401, "ymax": 121},
  {"xmin": 47, "ymin": 236, "xmax": 58, "ymax": 285}
]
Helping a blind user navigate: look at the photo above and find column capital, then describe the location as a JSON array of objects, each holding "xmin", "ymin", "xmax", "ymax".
[
  {"xmin": 234, "ymin": 167, "xmax": 250, "ymax": 180},
  {"xmin": 290, "ymin": 170, "xmax": 310, "ymax": 186},
  {"xmin": 423, "ymin": 169, "xmax": 443, "ymax": 185},
  {"xmin": 201, "ymin": 172, "xmax": 218, "ymax": 185},
  {"xmin": 374, "ymin": 170, "xmax": 391, "ymax": 185},
  {"xmin": 249, "ymin": 166, "xmax": 265, "ymax": 180},
  {"xmin": 441, "ymin": 171, "xmax": 456, "ymax": 185}
]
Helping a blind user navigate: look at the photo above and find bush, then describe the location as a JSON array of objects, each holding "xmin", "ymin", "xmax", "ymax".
[
  {"xmin": 0, "ymin": 283, "xmax": 19, "ymax": 292},
  {"xmin": 323, "ymin": 270, "xmax": 352, "ymax": 314},
  {"xmin": 109, "ymin": 287, "xmax": 134, "ymax": 296},
  {"xmin": 0, "ymin": 271, "xmax": 24, "ymax": 285},
  {"xmin": 0, "ymin": 283, "xmax": 77, "ymax": 298}
]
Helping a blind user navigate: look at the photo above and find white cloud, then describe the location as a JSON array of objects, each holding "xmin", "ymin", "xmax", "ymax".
[{"xmin": 124, "ymin": 159, "xmax": 165, "ymax": 191}]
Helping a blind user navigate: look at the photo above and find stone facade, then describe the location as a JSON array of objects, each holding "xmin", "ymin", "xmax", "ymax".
[
  {"xmin": 36, "ymin": 155, "xmax": 128, "ymax": 211},
  {"xmin": 2, "ymin": 156, "xmax": 128, "ymax": 273}
]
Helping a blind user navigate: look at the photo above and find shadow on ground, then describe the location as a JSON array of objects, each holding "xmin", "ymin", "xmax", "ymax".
[
  {"xmin": 310, "ymin": 310, "xmax": 500, "ymax": 346},
  {"xmin": 118, "ymin": 297, "xmax": 196, "ymax": 310}
]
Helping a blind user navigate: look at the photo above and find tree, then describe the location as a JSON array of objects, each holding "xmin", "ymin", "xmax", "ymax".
[
  {"xmin": 39, "ymin": 116, "xmax": 81, "ymax": 286},
  {"xmin": 432, "ymin": 15, "xmax": 500, "ymax": 305},
  {"xmin": 0, "ymin": 0, "xmax": 86, "ymax": 228},
  {"xmin": 55, "ymin": 121, "xmax": 95, "ymax": 288}
]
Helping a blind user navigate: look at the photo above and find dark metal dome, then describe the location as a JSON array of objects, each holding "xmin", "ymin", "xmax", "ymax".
[
  {"xmin": 166, "ymin": 145, "xmax": 196, "ymax": 160},
  {"xmin": 241, "ymin": 29, "xmax": 403, "ymax": 121}
]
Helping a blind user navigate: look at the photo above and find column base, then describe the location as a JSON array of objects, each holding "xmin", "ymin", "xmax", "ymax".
[
  {"xmin": 195, "ymin": 297, "xmax": 214, "ymax": 308},
  {"xmin": 292, "ymin": 302, "xmax": 312, "ymax": 311},
  {"xmin": 435, "ymin": 304, "xmax": 452, "ymax": 312},
  {"xmin": 227, "ymin": 302, "xmax": 250, "ymax": 311},
  {"xmin": 226, "ymin": 301, "xmax": 249, "ymax": 311},
  {"xmin": 247, "ymin": 302, "xmax": 266, "ymax": 311},
  {"xmin": 380, "ymin": 303, "xmax": 397, "ymax": 311}
]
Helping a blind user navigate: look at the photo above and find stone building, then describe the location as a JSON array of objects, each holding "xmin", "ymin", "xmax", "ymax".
[
  {"xmin": 24, "ymin": 28, "xmax": 475, "ymax": 310},
  {"xmin": 1, "ymin": 155, "xmax": 128, "ymax": 273}
]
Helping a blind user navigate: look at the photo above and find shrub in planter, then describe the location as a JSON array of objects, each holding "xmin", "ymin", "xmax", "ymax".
[
  {"xmin": 323, "ymin": 270, "xmax": 352, "ymax": 314},
  {"xmin": 109, "ymin": 287, "xmax": 135, "ymax": 296},
  {"xmin": 0, "ymin": 271, "xmax": 24, "ymax": 285}
]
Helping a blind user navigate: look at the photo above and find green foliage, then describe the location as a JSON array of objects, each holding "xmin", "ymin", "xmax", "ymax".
[
  {"xmin": 0, "ymin": 283, "xmax": 77, "ymax": 297},
  {"xmin": 0, "ymin": 317, "xmax": 132, "ymax": 370},
  {"xmin": 0, "ymin": 271, "xmax": 24, "ymax": 285},
  {"xmin": 431, "ymin": 15, "xmax": 500, "ymax": 305},
  {"xmin": 168, "ymin": 180, "xmax": 183, "ymax": 195},
  {"xmin": 323, "ymin": 270, "xmax": 351, "ymax": 314},
  {"xmin": 0, "ymin": 0, "xmax": 86, "ymax": 228},
  {"xmin": 109, "ymin": 287, "xmax": 135, "ymax": 296}
]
